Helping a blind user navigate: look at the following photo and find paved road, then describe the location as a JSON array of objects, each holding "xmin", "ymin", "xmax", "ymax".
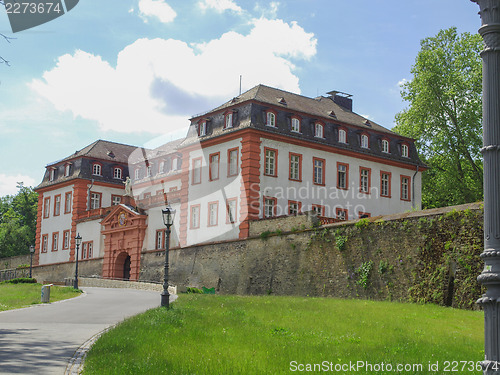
[{"xmin": 0, "ymin": 287, "xmax": 166, "ymax": 375}]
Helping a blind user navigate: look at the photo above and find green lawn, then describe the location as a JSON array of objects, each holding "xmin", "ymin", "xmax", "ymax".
[
  {"xmin": 83, "ymin": 295, "xmax": 484, "ymax": 375},
  {"xmin": 0, "ymin": 283, "xmax": 82, "ymax": 311}
]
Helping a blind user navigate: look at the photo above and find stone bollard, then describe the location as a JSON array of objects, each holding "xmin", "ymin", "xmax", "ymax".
[{"xmin": 41, "ymin": 284, "xmax": 53, "ymax": 303}]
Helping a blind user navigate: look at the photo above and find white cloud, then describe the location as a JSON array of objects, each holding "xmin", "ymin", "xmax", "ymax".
[
  {"xmin": 30, "ymin": 18, "xmax": 317, "ymax": 134},
  {"xmin": 138, "ymin": 0, "xmax": 176, "ymax": 23},
  {"xmin": 198, "ymin": 0, "xmax": 242, "ymax": 13},
  {"xmin": 398, "ymin": 78, "xmax": 408, "ymax": 87},
  {"xmin": 0, "ymin": 174, "xmax": 36, "ymax": 196},
  {"xmin": 254, "ymin": 1, "xmax": 279, "ymax": 18}
]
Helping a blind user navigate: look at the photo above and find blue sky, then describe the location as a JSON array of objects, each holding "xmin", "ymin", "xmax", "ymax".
[{"xmin": 0, "ymin": 0, "xmax": 482, "ymax": 196}]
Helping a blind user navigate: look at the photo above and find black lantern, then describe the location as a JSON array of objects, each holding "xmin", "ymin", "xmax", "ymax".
[{"xmin": 29, "ymin": 245, "xmax": 35, "ymax": 278}]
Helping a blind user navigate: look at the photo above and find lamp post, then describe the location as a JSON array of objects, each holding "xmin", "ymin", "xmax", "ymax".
[
  {"xmin": 29, "ymin": 245, "xmax": 34, "ymax": 278},
  {"xmin": 161, "ymin": 205, "xmax": 176, "ymax": 308},
  {"xmin": 471, "ymin": 1, "xmax": 500, "ymax": 373},
  {"xmin": 73, "ymin": 233, "xmax": 82, "ymax": 290}
]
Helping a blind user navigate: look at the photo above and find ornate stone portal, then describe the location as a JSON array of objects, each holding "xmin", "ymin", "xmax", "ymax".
[{"xmin": 101, "ymin": 205, "xmax": 147, "ymax": 281}]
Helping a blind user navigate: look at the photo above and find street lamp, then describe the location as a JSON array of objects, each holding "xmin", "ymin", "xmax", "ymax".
[
  {"xmin": 29, "ymin": 245, "xmax": 35, "ymax": 278},
  {"xmin": 74, "ymin": 233, "xmax": 82, "ymax": 290},
  {"xmin": 471, "ymin": 0, "xmax": 500, "ymax": 373},
  {"xmin": 161, "ymin": 205, "xmax": 176, "ymax": 308}
]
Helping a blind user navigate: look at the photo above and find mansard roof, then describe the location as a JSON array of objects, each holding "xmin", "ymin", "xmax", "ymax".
[
  {"xmin": 193, "ymin": 84, "xmax": 395, "ymax": 135},
  {"xmin": 57, "ymin": 139, "xmax": 137, "ymax": 165}
]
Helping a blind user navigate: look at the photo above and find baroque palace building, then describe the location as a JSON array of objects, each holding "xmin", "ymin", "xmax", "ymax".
[{"xmin": 34, "ymin": 85, "xmax": 426, "ymax": 280}]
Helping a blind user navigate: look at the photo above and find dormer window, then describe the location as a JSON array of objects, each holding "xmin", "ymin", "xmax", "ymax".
[
  {"xmin": 339, "ymin": 129, "xmax": 347, "ymax": 144},
  {"xmin": 361, "ymin": 134, "xmax": 369, "ymax": 149},
  {"xmin": 146, "ymin": 165, "xmax": 152, "ymax": 177},
  {"xmin": 224, "ymin": 112, "xmax": 233, "ymax": 129},
  {"xmin": 114, "ymin": 167, "xmax": 122, "ymax": 179},
  {"xmin": 49, "ymin": 168, "xmax": 56, "ymax": 181},
  {"xmin": 402, "ymin": 144, "xmax": 409, "ymax": 157},
  {"xmin": 291, "ymin": 117, "xmax": 301, "ymax": 133},
  {"xmin": 159, "ymin": 161, "xmax": 165, "ymax": 174},
  {"xmin": 198, "ymin": 121, "xmax": 207, "ymax": 136},
  {"xmin": 382, "ymin": 139, "xmax": 390, "ymax": 153},
  {"xmin": 134, "ymin": 168, "xmax": 140, "ymax": 180},
  {"xmin": 92, "ymin": 163, "xmax": 101, "ymax": 176},
  {"xmin": 64, "ymin": 164, "xmax": 71, "ymax": 177},
  {"xmin": 266, "ymin": 111, "xmax": 276, "ymax": 127},
  {"xmin": 314, "ymin": 122, "xmax": 324, "ymax": 138}
]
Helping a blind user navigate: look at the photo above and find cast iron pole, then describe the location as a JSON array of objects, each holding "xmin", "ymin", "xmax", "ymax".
[
  {"xmin": 161, "ymin": 226, "xmax": 171, "ymax": 308},
  {"xmin": 472, "ymin": 1, "xmax": 500, "ymax": 373}
]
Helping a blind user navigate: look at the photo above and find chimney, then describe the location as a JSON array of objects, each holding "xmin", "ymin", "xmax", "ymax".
[{"xmin": 327, "ymin": 90, "xmax": 353, "ymax": 112}]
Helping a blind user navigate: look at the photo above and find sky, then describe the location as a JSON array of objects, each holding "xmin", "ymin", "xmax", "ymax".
[{"xmin": 0, "ymin": 0, "xmax": 483, "ymax": 196}]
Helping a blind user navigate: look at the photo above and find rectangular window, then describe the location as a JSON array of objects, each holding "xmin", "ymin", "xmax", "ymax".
[
  {"xmin": 225, "ymin": 113, "xmax": 233, "ymax": 129},
  {"xmin": 359, "ymin": 167, "xmax": 371, "ymax": 194},
  {"xmin": 82, "ymin": 241, "xmax": 93, "ymax": 259},
  {"xmin": 54, "ymin": 195, "xmax": 61, "ymax": 216},
  {"xmin": 312, "ymin": 204, "xmax": 325, "ymax": 217},
  {"xmin": 114, "ymin": 167, "xmax": 122, "ymax": 179},
  {"xmin": 90, "ymin": 192, "xmax": 101, "ymax": 210},
  {"xmin": 43, "ymin": 197, "xmax": 51, "ymax": 219},
  {"xmin": 62, "ymin": 230, "xmax": 70, "ymax": 250},
  {"xmin": 209, "ymin": 152, "xmax": 220, "ymax": 181},
  {"xmin": 64, "ymin": 192, "xmax": 72, "ymax": 214},
  {"xmin": 135, "ymin": 169, "xmax": 140, "ymax": 180},
  {"xmin": 264, "ymin": 148, "xmax": 277, "ymax": 177},
  {"xmin": 192, "ymin": 158, "xmax": 202, "ymax": 185},
  {"xmin": 42, "ymin": 234, "xmax": 48, "ymax": 253},
  {"xmin": 382, "ymin": 139, "xmax": 390, "ymax": 153},
  {"xmin": 291, "ymin": 117, "xmax": 301, "ymax": 133},
  {"xmin": 226, "ymin": 198, "xmax": 237, "ymax": 224},
  {"xmin": 380, "ymin": 171, "xmax": 391, "ymax": 198},
  {"xmin": 208, "ymin": 202, "xmax": 219, "ymax": 226},
  {"xmin": 289, "ymin": 153, "xmax": 302, "ymax": 181},
  {"xmin": 402, "ymin": 144, "xmax": 409, "ymax": 157},
  {"xmin": 313, "ymin": 158, "xmax": 325, "ymax": 185},
  {"xmin": 199, "ymin": 121, "xmax": 207, "ymax": 136},
  {"xmin": 190, "ymin": 205, "xmax": 200, "ymax": 229},
  {"xmin": 159, "ymin": 161, "xmax": 165, "ymax": 174},
  {"xmin": 361, "ymin": 134, "xmax": 369, "ymax": 149},
  {"xmin": 401, "ymin": 175, "xmax": 411, "ymax": 201},
  {"xmin": 264, "ymin": 197, "xmax": 277, "ymax": 218},
  {"xmin": 339, "ymin": 129, "xmax": 347, "ymax": 144},
  {"xmin": 156, "ymin": 229, "xmax": 165, "ymax": 250},
  {"xmin": 52, "ymin": 232, "xmax": 59, "ymax": 252},
  {"xmin": 227, "ymin": 148, "xmax": 239, "ymax": 176},
  {"xmin": 112, "ymin": 195, "xmax": 122, "ymax": 205},
  {"xmin": 288, "ymin": 200, "xmax": 301, "ymax": 215},
  {"xmin": 49, "ymin": 168, "xmax": 55, "ymax": 181},
  {"xmin": 337, "ymin": 162, "xmax": 349, "ymax": 190},
  {"xmin": 64, "ymin": 164, "xmax": 71, "ymax": 177},
  {"xmin": 336, "ymin": 208, "xmax": 348, "ymax": 221},
  {"xmin": 315, "ymin": 123, "xmax": 324, "ymax": 138},
  {"xmin": 146, "ymin": 165, "xmax": 152, "ymax": 177}
]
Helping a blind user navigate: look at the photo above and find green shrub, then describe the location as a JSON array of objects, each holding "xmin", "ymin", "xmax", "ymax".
[
  {"xmin": 260, "ymin": 230, "xmax": 271, "ymax": 240},
  {"xmin": 16, "ymin": 264, "xmax": 29, "ymax": 269},
  {"xmin": 186, "ymin": 287, "xmax": 203, "ymax": 294},
  {"xmin": 1, "ymin": 277, "xmax": 37, "ymax": 285},
  {"xmin": 335, "ymin": 235, "xmax": 348, "ymax": 252},
  {"xmin": 356, "ymin": 261, "xmax": 374, "ymax": 289}
]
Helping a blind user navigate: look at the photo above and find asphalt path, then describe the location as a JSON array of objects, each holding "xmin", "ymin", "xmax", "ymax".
[{"xmin": 0, "ymin": 287, "xmax": 167, "ymax": 375}]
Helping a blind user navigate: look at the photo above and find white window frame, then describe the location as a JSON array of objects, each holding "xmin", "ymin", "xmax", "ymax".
[
  {"xmin": 225, "ymin": 113, "xmax": 233, "ymax": 129},
  {"xmin": 114, "ymin": 167, "xmax": 122, "ymax": 179},
  {"xmin": 315, "ymin": 123, "xmax": 324, "ymax": 138},
  {"xmin": 361, "ymin": 134, "xmax": 369, "ymax": 149},
  {"xmin": 199, "ymin": 121, "xmax": 207, "ymax": 136},
  {"xmin": 92, "ymin": 164, "xmax": 102, "ymax": 176},
  {"xmin": 266, "ymin": 112, "xmax": 276, "ymax": 127},
  {"xmin": 382, "ymin": 139, "xmax": 389, "ymax": 153},
  {"xmin": 290, "ymin": 154, "xmax": 300, "ymax": 181},
  {"xmin": 208, "ymin": 202, "xmax": 218, "ymax": 226},
  {"xmin": 191, "ymin": 205, "xmax": 200, "ymax": 228},
  {"xmin": 265, "ymin": 149, "xmax": 276, "ymax": 176},
  {"xmin": 339, "ymin": 129, "xmax": 347, "ymax": 144},
  {"xmin": 264, "ymin": 198, "xmax": 275, "ymax": 218},
  {"xmin": 360, "ymin": 169, "xmax": 369, "ymax": 193},
  {"xmin": 402, "ymin": 144, "xmax": 409, "ymax": 157},
  {"xmin": 90, "ymin": 193, "xmax": 101, "ymax": 210},
  {"xmin": 291, "ymin": 118, "xmax": 300, "ymax": 133}
]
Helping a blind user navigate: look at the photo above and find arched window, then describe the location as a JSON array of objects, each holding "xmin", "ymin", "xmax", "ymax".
[
  {"xmin": 401, "ymin": 144, "xmax": 409, "ymax": 157},
  {"xmin": 224, "ymin": 113, "xmax": 233, "ymax": 129},
  {"xmin": 266, "ymin": 112, "xmax": 276, "ymax": 127},
  {"xmin": 92, "ymin": 163, "xmax": 101, "ymax": 176},
  {"xmin": 291, "ymin": 117, "xmax": 301, "ymax": 133}
]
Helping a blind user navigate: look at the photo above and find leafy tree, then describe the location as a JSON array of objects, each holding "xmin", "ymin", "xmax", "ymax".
[
  {"xmin": 0, "ymin": 183, "xmax": 38, "ymax": 258},
  {"xmin": 394, "ymin": 27, "xmax": 483, "ymax": 208}
]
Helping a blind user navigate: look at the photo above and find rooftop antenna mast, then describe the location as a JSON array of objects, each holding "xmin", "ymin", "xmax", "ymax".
[{"xmin": 239, "ymin": 75, "xmax": 242, "ymax": 96}]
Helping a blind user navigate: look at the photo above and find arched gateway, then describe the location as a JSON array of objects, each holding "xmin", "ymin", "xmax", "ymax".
[{"xmin": 101, "ymin": 204, "xmax": 147, "ymax": 281}]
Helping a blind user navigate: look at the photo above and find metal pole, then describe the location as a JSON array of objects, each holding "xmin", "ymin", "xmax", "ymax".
[
  {"xmin": 29, "ymin": 251, "xmax": 33, "ymax": 279},
  {"xmin": 161, "ymin": 227, "xmax": 171, "ymax": 308},
  {"xmin": 472, "ymin": 1, "xmax": 500, "ymax": 373},
  {"xmin": 74, "ymin": 243, "xmax": 79, "ymax": 289}
]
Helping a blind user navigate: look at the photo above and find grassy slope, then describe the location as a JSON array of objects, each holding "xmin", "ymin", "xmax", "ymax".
[
  {"xmin": 0, "ymin": 283, "xmax": 82, "ymax": 311},
  {"xmin": 83, "ymin": 295, "xmax": 484, "ymax": 375}
]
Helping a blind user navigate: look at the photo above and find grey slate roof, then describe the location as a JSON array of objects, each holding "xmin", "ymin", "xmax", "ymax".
[{"xmin": 57, "ymin": 139, "xmax": 138, "ymax": 165}]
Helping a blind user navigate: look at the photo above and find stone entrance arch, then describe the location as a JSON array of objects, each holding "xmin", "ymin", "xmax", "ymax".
[
  {"xmin": 114, "ymin": 252, "xmax": 131, "ymax": 280},
  {"xmin": 101, "ymin": 205, "xmax": 147, "ymax": 281}
]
